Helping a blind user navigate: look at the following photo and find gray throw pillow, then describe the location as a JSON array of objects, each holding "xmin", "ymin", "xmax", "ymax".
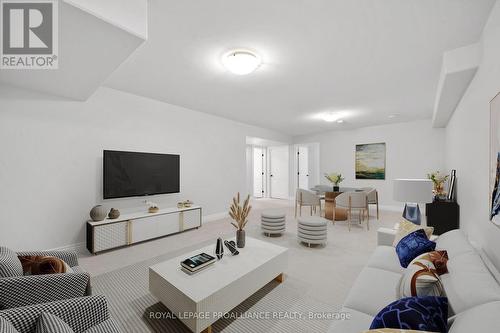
[
  {"xmin": 0, "ymin": 317, "xmax": 20, "ymax": 333},
  {"xmin": 0, "ymin": 247, "xmax": 23, "ymax": 278},
  {"xmin": 36, "ymin": 313, "xmax": 74, "ymax": 333}
]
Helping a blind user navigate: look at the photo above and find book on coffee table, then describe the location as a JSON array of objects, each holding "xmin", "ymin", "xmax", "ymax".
[{"xmin": 181, "ymin": 252, "xmax": 216, "ymax": 272}]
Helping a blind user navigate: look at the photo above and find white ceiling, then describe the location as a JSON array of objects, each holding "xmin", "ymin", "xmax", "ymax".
[
  {"xmin": 104, "ymin": 0, "xmax": 496, "ymax": 136},
  {"xmin": 0, "ymin": 1, "xmax": 145, "ymax": 100}
]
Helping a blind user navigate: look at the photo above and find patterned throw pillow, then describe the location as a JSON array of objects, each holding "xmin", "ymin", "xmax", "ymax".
[
  {"xmin": 399, "ymin": 262, "xmax": 444, "ymax": 298},
  {"xmin": 370, "ymin": 296, "xmax": 448, "ymax": 333},
  {"xmin": 0, "ymin": 247, "xmax": 23, "ymax": 278},
  {"xmin": 361, "ymin": 328, "xmax": 433, "ymax": 333},
  {"xmin": 396, "ymin": 229, "xmax": 436, "ymax": 268},
  {"xmin": 36, "ymin": 313, "xmax": 75, "ymax": 333},
  {"xmin": 0, "ymin": 317, "xmax": 20, "ymax": 333},
  {"xmin": 19, "ymin": 256, "xmax": 73, "ymax": 275},
  {"xmin": 409, "ymin": 250, "xmax": 449, "ymax": 275},
  {"xmin": 393, "ymin": 219, "xmax": 434, "ymax": 247}
]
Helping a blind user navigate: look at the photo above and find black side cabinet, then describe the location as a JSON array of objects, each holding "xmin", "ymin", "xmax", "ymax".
[{"xmin": 425, "ymin": 201, "xmax": 460, "ymax": 235}]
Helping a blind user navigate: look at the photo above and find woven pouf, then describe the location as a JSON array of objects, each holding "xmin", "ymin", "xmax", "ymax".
[
  {"xmin": 297, "ymin": 216, "xmax": 328, "ymax": 246},
  {"xmin": 261, "ymin": 209, "xmax": 286, "ymax": 236}
]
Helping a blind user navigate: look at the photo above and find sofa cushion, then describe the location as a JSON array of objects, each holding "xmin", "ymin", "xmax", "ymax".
[
  {"xmin": 36, "ymin": 313, "xmax": 74, "ymax": 333},
  {"xmin": 327, "ymin": 307, "xmax": 373, "ymax": 333},
  {"xmin": 0, "ymin": 317, "xmax": 19, "ymax": 333},
  {"xmin": 369, "ymin": 296, "xmax": 448, "ymax": 333},
  {"xmin": 441, "ymin": 252, "xmax": 500, "ymax": 314},
  {"xmin": 409, "ymin": 250, "xmax": 449, "ymax": 275},
  {"xmin": 0, "ymin": 247, "xmax": 23, "ymax": 278},
  {"xmin": 392, "ymin": 219, "xmax": 434, "ymax": 247},
  {"xmin": 435, "ymin": 230, "xmax": 474, "ymax": 258},
  {"xmin": 448, "ymin": 301, "xmax": 500, "ymax": 333},
  {"xmin": 366, "ymin": 246, "xmax": 404, "ymax": 274},
  {"xmin": 395, "ymin": 230, "xmax": 436, "ymax": 268},
  {"xmin": 399, "ymin": 263, "xmax": 444, "ymax": 298},
  {"xmin": 344, "ymin": 267, "xmax": 402, "ymax": 316}
]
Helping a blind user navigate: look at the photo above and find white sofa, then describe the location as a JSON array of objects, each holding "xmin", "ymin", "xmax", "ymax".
[{"xmin": 328, "ymin": 229, "xmax": 500, "ymax": 332}]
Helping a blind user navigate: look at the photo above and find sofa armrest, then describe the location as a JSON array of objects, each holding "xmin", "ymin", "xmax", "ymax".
[
  {"xmin": 377, "ymin": 227, "xmax": 397, "ymax": 246},
  {"xmin": 0, "ymin": 295, "xmax": 113, "ymax": 333},
  {"xmin": 0, "ymin": 272, "xmax": 90, "ymax": 309},
  {"xmin": 17, "ymin": 250, "xmax": 79, "ymax": 267},
  {"xmin": 377, "ymin": 227, "xmax": 438, "ymax": 247}
]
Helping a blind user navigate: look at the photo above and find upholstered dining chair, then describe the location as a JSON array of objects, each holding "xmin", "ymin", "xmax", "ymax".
[
  {"xmin": 335, "ymin": 192, "xmax": 369, "ymax": 231},
  {"xmin": 295, "ymin": 189, "xmax": 321, "ymax": 217},
  {"xmin": 361, "ymin": 187, "xmax": 379, "ymax": 219}
]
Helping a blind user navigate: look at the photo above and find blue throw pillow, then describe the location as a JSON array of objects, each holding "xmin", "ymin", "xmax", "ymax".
[
  {"xmin": 370, "ymin": 296, "xmax": 448, "ymax": 332},
  {"xmin": 396, "ymin": 229, "xmax": 436, "ymax": 268}
]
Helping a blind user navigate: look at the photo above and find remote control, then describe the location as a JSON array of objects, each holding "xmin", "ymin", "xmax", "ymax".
[{"xmin": 224, "ymin": 240, "xmax": 239, "ymax": 255}]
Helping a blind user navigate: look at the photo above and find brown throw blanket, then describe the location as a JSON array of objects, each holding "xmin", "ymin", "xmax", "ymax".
[{"xmin": 18, "ymin": 256, "xmax": 70, "ymax": 275}]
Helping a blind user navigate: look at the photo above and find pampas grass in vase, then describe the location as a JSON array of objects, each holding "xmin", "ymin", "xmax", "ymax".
[{"xmin": 229, "ymin": 192, "xmax": 252, "ymax": 248}]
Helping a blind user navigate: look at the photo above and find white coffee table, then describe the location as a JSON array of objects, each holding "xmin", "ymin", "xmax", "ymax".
[{"xmin": 149, "ymin": 237, "xmax": 288, "ymax": 333}]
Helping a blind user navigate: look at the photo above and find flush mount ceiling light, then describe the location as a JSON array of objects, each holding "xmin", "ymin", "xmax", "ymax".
[
  {"xmin": 222, "ymin": 49, "xmax": 261, "ymax": 75},
  {"xmin": 320, "ymin": 112, "xmax": 342, "ymax": 122}
]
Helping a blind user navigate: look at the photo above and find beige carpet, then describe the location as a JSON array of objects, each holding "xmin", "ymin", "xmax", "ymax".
[{"xmin": 80, "ymin": 199, "xmax": 401, "ymax": 332}]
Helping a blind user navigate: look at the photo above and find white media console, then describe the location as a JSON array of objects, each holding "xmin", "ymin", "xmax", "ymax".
[{"xmin": 86, "ymin": 206, "xmax": 202, "ymax": 254}]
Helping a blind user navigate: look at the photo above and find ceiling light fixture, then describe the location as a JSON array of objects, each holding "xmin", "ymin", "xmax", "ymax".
[
  {"xmin": 337, "ymin": 119, "xmax": 344, "ymax": 124},
  {"xmin": 321, "ymin": 113, "xmax": 339, "ymax": 122},
  {"xmin": 222, "ymin": 49, "xmax": 261, "ymax": 75},
  {"xmin": 388, "ymin": 114, "xmax": 399, "ymax": 119}
]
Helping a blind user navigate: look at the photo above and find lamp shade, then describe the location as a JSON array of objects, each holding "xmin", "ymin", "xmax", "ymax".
[{"xmin": 393, "ymin": 179, "xmax": 433, "ymax": 203}]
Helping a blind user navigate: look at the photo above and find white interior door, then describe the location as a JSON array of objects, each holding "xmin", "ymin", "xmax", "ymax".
[
  {"xmin": 269, "ymin": 146, "xmax": 289, "ymax": 199},
  {"xmin": 253, "ymin": 147, "xmax": 265, "ymax": 197},
  {"xmin": 297, "ymin": 146, "xmax": 309, "ymax": 189}
]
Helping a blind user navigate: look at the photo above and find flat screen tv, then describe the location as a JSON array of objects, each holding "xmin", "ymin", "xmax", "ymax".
[{"xmin": 103, "ymin": 150, "xmax": 180, "ymax": 199}]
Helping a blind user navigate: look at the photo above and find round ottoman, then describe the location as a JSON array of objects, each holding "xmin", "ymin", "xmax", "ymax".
[
  {"xmin": 261, "ymin": 209, "xmax": 286, "ymax": 236},
  {"xmin": 297, "ymin": 216, "xmax": 328, "ymax": 246}
]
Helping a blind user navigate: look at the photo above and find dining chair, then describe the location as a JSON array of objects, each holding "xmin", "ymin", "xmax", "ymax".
[
  {"xmin": 361, "ymin": 187, "xmax": 379, "ymax": 220},
  {"xmin": 295, "ymin": 188, "xmax": 321, "ymax": 217},
  {"xmin": 335, "ymin": 192, "xmax": 369, "ymax": 231}
]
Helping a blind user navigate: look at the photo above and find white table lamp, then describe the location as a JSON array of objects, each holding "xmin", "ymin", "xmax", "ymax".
[{"xmin": 393, "ymin": 179, "xmax": 433, "ymax": 225}]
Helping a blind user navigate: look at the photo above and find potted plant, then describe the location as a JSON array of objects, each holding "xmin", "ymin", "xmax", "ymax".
[
  {"xmin": 427, "ymin": 171, "xmax": 449, "ymax": 200},
  {"xmin": 229, "ymin": 192, "xmax": 252, "ymax": 248},
  {"xmin": 324, "ymin": 172, "xmax": 345, "ymax": 192}
]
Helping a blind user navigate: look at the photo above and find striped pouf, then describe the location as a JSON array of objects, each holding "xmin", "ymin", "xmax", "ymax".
[
  {"xmin": 297, "ymin": 216, "xmax": 328, "ymax": 247},
  {"xmin": 261, "ymin": 210, "xmax": 286, "ymax": 236}
]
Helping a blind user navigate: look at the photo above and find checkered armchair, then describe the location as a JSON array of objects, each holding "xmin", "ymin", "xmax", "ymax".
[
  {"xmin": 0, "ymin": 295, "xmax": 120, "ymax": 333},
  {"xmin": 0, "ymin": 247, "xmax": 91, "ymax": 310}
]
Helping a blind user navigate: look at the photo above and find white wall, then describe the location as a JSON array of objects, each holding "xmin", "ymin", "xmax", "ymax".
[
  {"xmin": 294, "ymin": 120, "xmax": 445, "ymax": 208},
  {"xmin": 445, "ymin": 0, "xmax": 500, "ymax": 268},
  {"xmin": 0, "ymin": 86, "xmax": 290, "ymax": 251}
]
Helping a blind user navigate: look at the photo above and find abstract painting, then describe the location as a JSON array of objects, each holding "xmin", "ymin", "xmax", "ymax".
[
  {"xmin": 355, "ymin": 143, "xmax": 386, "ymax": 180},
  {"xmin": 490, "ymin": 92, "xmax": 500, "ymax": 226}
]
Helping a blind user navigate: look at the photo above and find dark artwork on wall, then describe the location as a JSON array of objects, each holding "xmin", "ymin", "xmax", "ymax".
[
  {"xmin": 490, "ymin": 92, "xmax": 500, "ymax": 226},
  {"xmin": 355, "ymin": 143, "xmax": 386, "ymax": 180}
]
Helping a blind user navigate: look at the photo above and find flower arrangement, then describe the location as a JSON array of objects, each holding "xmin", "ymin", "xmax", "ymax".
[
  {"xmin": 427, "ymin": 171, "xmax": 449, "ymax": 197},
  {"xmin": 324, "ymin": 172, "xmax": 345, "ymax": 186},
  {"xmin": 229, "ymin": 193, "xmax": 251, "ymax": 231},
  {"xmin": 229, "ymin": 193, "xmax": 252, "ymax": 248}
]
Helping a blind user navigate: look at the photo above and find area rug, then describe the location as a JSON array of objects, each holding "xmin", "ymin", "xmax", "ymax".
[{"xmin": 92, "ymin": 237, "xmax": 341, "ymax": 333}]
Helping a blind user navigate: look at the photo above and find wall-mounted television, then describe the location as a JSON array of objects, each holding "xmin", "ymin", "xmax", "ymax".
[{"xmin": 103, "ymin": 150, "xmax": 180, "ymax": 199}]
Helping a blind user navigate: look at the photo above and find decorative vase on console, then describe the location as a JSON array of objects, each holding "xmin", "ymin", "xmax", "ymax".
[
  {"xmin": 228, "ymin": 192, "xmax": 252, "ymax": 248},
  {"xmin": 324, "ymin": 172, "xmax": 345, "ymax": 192},
  {"xmin": 89, "ymin": 205, "xmax": 107, "ymax": 222}
]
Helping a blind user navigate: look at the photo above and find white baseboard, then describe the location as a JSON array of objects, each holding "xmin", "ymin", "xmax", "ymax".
[
  {"xmin": 203, "ymin": 212, "xmax": 228, "ymax": 223},
  {"xmin": 50, "ymin": 242, "xmax": 87, "ymax": 255}
]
